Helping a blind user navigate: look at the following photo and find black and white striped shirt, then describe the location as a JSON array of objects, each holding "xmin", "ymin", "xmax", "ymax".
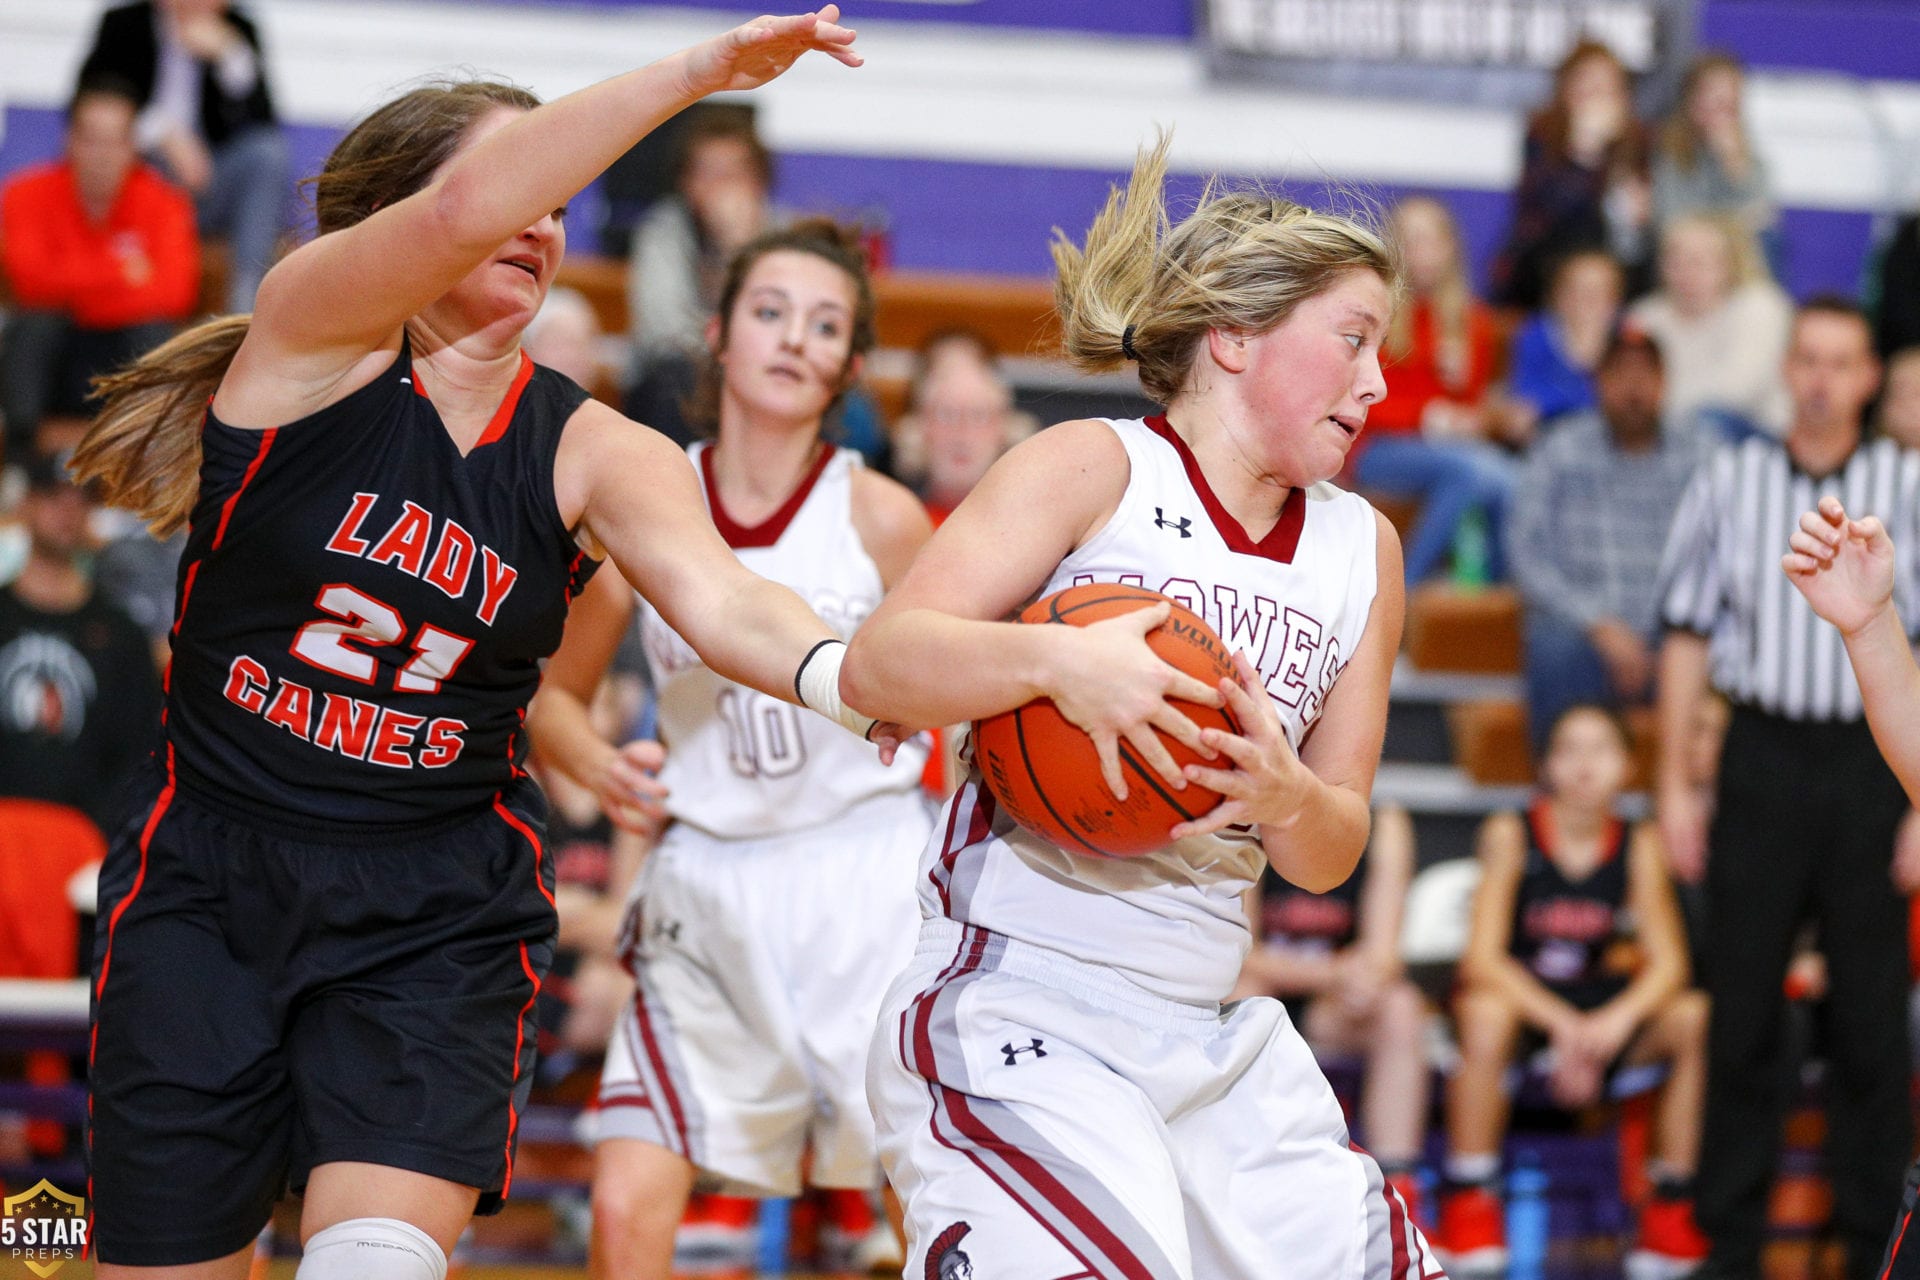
[{"xmin": 1658, "ymin": 436, "xmax": 1920, "ymax": 722}]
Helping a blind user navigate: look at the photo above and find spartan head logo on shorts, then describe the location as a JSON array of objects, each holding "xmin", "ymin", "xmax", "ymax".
[
  {"xmin": 926, "ymin": 1220, "xmax": 974, "ymax": 1280},
  {"xmin": 1, "ymin": 1179, "xmax": 87, "ymax": 1276}
]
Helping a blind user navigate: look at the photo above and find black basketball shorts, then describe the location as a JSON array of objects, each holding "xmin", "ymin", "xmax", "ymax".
[{"xmin": 86, "ymin": 768, "xmax": 557, "ymax": 1266}]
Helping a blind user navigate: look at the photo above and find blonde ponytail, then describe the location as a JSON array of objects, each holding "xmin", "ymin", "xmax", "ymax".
[
  {"xmin": 71, "ymin": 315, "xmax": 250, "ymax": 537},
  {"xmin": 1052, "ymin": 134, "xmax": 1400, "ymax": 406}
]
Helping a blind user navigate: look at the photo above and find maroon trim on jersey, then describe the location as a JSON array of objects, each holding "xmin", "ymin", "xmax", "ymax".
[
  {"xmin": 1352, "ymin": 1141, "xmax": 1420, "ymax": 1280},
  {"xmin": 1141, "ymin": 415, "xmax": 1306, "ymax": 563},
  {"xmin": 473, "ymin": 351, "xmax": 535, "ymax": 449},
  {"xmin": 1527, "ymin": 798, "xmax": 1624, "ymax": 871},
  {"xmin": 212, "ymin": 427, "xmax": 279, "ymax": 550},
  {"xmin": 701, "ymin": 442, "xmax": 835, "ymax": 549},
  {"xmin": 86, "ymin": 746, "xmax": 176, "ymax": 1259},
  {"xmin": 630, "ymin": 975, "xmax": 693, "ymax": 1155},
  {"xmin": 901, "ymin": 926, "xmax": 1160, "ymax": 1280}
]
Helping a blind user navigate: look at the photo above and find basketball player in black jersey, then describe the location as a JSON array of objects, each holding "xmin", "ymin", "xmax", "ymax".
[
  {"xmin": 68, "ymin": 12, "xmax": 888, "ymax": 1277},
  {"xmin": 1785, "ymin": 496, "xmax": 1920, "ymax": 1280},
  {"xmin": 1438, "ymin": 706, "xmax": 1708, "ymax": 1280}
]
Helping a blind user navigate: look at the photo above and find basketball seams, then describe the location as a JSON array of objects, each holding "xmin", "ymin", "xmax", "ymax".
[
  {"xmin": 1012, "ymin": 705, "xmax": 1111, "ymax": 858},
  {"xmin": 1115, "ymin": 742, "xmax": 1202, "ymax": 824}
]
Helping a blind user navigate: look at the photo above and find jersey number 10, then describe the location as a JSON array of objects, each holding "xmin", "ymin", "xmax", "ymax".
[{"xmin": 717, "ymin": 688, "xmax": 807, "ymax": 779}]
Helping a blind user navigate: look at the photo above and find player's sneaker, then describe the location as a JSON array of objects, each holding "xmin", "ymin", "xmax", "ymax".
[
  {"xmin": 817, "ymin": 1188, "xmax": 902, "ymax": 1273},
  {"xmin": 675, "ymin": 1192, "xmax": 758, "ymax": 1260},
  {"xmin": 1625, "ymin": 1193, "xmax": 1710, "ymax": 1280},
  {"xmin": 1435, "ymin": 1184, "xmax": 1508, "ymax": 1279}
]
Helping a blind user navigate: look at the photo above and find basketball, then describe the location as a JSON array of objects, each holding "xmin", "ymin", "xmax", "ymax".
[{"xmin": 972, "ymin": 583, "xmax": 1244, "ymax": 858}]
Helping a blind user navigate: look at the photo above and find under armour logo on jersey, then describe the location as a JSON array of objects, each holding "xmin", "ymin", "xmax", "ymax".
[
  {"xmin": 1154, "ymin": 508, "xmax": 1193, "ymax": 538},
  {"xmin": 653, "ymin": 918, "xmax": 683, "ymax": 943},
  {"xmin": 1001, "ymin": 1038, "xmax": 1046, "ymax": 1065}
]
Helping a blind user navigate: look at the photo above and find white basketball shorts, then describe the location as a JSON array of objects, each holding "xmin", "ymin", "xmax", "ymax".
[
  {"xmin": 597, "ymin": 791, "xmax": 933, "ymax": 1196},
  {"xmin": 869, "ymin": 917, "xmax": 1445, "ymax": 1280}
]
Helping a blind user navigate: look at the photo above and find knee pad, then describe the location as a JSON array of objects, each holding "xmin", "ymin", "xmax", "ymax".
[{"xmin": 296, "ymin": 1218, "xmax": 448, "ymax": 1280}]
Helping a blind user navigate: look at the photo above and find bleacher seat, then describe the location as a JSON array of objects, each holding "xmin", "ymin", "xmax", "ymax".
[{"xmin": 1404, "ymin": 583, "xmax": 1522, "ymax": 674}]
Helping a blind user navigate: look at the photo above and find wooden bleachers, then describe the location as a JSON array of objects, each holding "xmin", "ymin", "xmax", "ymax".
[{"xmin": 552, "ymin": 254, "xmax": 1061, "ymax": 359}]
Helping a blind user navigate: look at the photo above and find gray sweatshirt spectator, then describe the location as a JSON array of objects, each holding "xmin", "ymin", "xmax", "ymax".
[{"xmin": 1509, "ymin": 328, "xmax": 1697, "ymax": 749}]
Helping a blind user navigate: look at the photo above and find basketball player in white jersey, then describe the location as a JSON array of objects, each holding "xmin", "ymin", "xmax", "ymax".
[
  {"xmin": 527, "ymin": 220, "xmax": 933, "ymax": 1279},
  {"xmin": 840, "ymin": 138, "xmax": 1442, "ymax": 1280}
]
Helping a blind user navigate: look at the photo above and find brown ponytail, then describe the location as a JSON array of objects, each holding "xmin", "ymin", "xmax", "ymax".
[{"xmin": 70, "ymin": 316, "xmax": 250, "ymax": 536}]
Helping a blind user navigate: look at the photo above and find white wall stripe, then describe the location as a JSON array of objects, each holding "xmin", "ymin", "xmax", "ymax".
[{"xmin": 3, "ymin": 0, "xmax": 1918, "ymax": 209}]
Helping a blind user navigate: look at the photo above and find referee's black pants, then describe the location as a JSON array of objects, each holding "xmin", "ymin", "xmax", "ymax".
[{"xmin": 1699, "ymin": 708, "xmax": 1912, "ymax": 1280}]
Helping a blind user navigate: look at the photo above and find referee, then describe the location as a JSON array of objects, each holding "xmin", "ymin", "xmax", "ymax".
[{"xmin": 1656, "ymin": 297, "xmax": 1920, "ymax": 1280}]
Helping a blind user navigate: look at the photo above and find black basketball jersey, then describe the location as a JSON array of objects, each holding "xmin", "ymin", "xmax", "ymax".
[
  {"xmin": 1510, "ymin": 802, "xmax": 1636, "ymax": 1010},
  {"xmin": 1256, "ymin": 864, "xmax": 1362, "ymax": 955},
  {"xmin": 162, "ymin": 339, "xmax": 597, "ymax": 831}
]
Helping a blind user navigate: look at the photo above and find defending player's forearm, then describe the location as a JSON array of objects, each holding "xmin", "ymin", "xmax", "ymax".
[
  {"xmin": 842, "ymin": 608, "xmax": 1059, "ymax": 728},
  {"xmin": 430, "ymin": 55, "xmax": 706, "ymax": 261}
]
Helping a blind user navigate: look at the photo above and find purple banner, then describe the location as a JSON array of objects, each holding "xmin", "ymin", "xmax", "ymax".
[{"xmin": 1700, "ymin": 1, "xmax": 1920, "ymax": 79}]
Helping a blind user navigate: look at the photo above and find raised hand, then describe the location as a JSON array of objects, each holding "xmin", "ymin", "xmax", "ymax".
[
  {"xmin": 681, "ymin": 8, "xmax": 862, "ymax": 98},
  {"xmin": 1169, "ymin": 651, "xmax": 1313, "ymax": 841},
  {"xmin": 1783, "ymin": 495, "xmax": 1896, "ymax": 637},
  {"xmin": 1046, "ymin": 602, "xmax": 1222, "ymax": 803}
]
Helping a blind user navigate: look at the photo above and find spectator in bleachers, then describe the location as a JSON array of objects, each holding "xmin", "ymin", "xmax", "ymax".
[
  {"xmin": 1490, "ymin": 40, "xmax": 1651, "ymax": 309},
  {"xmin": 889, "ymin": 330, "xmax": 1038, "ymax": 525},
  {"xmin": 1502, "ymin": 249, "xmax": 1625, "ymax": 436},
  {"xmin": 1656, "ymin": 298, "xmax": 1913, "ymax": 1280},
  {"xmin": 1653, "ymin": 53, "xmax": 1779, "ymax": 268},
  {"xmin": 0, "ymin": 452, "xmax": 161, "ymax": 835},
  {"xmin": 623, "ymin": 107, "xmax": 777, "ymax": 441},
  {"xmin": 0, "ymin": 76, "xmax": 199, "ymax": 465},
  {"xmin": 1233, "ymin": 805, "xmax": 1431, "ymax": 1220},
  {"xmin": 1353, "ymin": 196, "xmax": 1512, "ymax": 583},
  {"xmin": 1438, "ymin": 705, "xmax": 1708, "ymax": 1280},
  {"xmin": 1875, "ymin": 345, "xmax": 1920, "ymax": 450},
  {"xmin": 1509, "ymin": 327, "xmax": 1695, "ymax": 752},
  {"xmin": 1629, "ymin": 213, "xmax": 1792, "ymax": 442},
  {"xmin": 78, "ymin": 0, "xmax": 287, "ymax": 313}
]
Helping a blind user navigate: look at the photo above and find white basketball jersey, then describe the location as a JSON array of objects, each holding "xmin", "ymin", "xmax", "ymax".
[
  {"xmin": 922, "ymin": 416, "xmax": 1380, "ymax": 1004},
  {"xmin": 641, "ymin": 443, "xmax": 925, "ymax": 839}
]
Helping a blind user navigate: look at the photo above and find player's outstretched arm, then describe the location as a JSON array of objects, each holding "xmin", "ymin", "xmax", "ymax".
[
  {"xmin": 246, "ymin": 10, "xmax": 860, "ymax": 362},
  {"xmin": 559, "ymin": 402, "xmax": 883, "ymax": 737},
  {"xmin": 1785, "ymin": 496, "xmax": 1920, "ymax": 803}
]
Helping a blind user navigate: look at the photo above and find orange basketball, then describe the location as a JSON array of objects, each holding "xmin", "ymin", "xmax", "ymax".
[{"xmin": 972, "ymin": 583, "xmax": 1243, "ymax": 858}]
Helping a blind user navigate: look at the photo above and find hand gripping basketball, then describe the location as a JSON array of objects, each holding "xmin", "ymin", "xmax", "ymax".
[
  {"xmin": 973, "ymin": 585, "xmax": 1234, "ymax": 858},
  {"xmin": 1169, "ymin": 650, "xmax": 1315, "ymax": 841}
]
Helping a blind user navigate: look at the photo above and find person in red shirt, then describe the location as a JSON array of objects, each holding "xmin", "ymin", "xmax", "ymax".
[
  {"xmin": 1350, "ymin": 196, "xmax": 1512, "ymax": 584},
  {"xmin": 0, "ymin": 76, "xmax": 199, "ymax": 461}
]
